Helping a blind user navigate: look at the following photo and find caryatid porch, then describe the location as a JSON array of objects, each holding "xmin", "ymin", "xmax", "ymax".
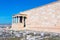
[{"xmin": 11, "ymin": 14, "xmax": 27, "ymax": 30}]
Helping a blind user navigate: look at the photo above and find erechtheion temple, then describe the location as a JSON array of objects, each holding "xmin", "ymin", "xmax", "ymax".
[{"xmin": 11, "ymin": 0, "xmax": 60, "ymax": 33}]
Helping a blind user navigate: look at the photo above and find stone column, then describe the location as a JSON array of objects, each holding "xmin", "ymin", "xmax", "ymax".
[
  {"xmin": 16, "ymin": 17, "xmax": 18, "ymax": 23},
  {"xmin": 12, "ymin": 17, "xmax": 19, "ymax": 23},
  {"xmin": 18, "ymin": 16, "xmax": 20, "ymax": 23},
  {"xmin": 16, "ymin": 16, "xmax": 18, "ymax": 23},
  {"xmin": 12, "ymin": 17, "xmax": 14, "ymax": 23},
  {"xmin": 14, "ymin": 17, "xmax": 16, "ymax": 23},
  {"xmin": 24, "ymin": 16, "xmax": 26, "ymax": 27}
]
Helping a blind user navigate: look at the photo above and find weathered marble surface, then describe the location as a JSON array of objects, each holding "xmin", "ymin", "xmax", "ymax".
[{"xmin": 11, "ymin": 1, "xmax": 60, "ymax": 33}]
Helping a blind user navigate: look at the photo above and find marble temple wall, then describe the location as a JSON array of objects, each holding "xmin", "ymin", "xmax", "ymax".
[{"xmin": 11, "ymin": 1, "xmax": 60, "ymax": 33}]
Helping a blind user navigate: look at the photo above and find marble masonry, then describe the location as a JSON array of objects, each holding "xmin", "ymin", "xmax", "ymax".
[{"xmin": 11, "ymin": 0, "xmax": 60, "ymax": 33}]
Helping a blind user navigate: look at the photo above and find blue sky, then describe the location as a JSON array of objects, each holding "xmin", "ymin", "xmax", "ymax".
[{"xmin": 0, "ymin": 0, "xmax": 57, "ymax": 24}]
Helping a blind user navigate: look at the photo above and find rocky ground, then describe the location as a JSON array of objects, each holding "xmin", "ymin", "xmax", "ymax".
[{"xmin": 0, "ymin": 30, "xmax": 60, "ymax": 40}]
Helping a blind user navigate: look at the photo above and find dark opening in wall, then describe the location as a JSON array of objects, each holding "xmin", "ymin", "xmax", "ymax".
[{"xmin": 20, "ymin": 16, "xmax": 23, "ymax": 23}]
